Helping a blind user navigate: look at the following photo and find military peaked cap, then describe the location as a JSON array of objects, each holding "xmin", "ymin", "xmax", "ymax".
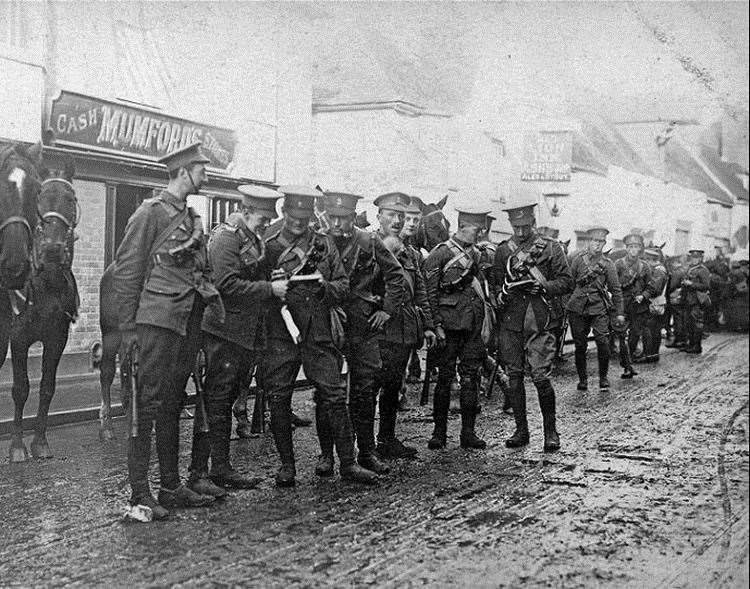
[
  {"xmin": 587, "ymin": 226, "xmax": 610, "ymax": 241},
  {"xmin": 502, "ymin": 203, "xmax": 537, "ymax": 227},
  {"xmin": 278, "ymin": 185, "xmax": 322, "ymax": 219},
  {"xmin": 374, "ymin": 192, "xmax": 410, "ymax": 212},
  {"xmin": 623, "ymin": 233, "xmax": 645, "ymax": 246},
  {"xmin": 456, "ymin": 209, "xmax": 490, "ymax": 228},
  {"xmin": 409, "ymin": 196, "xmax": 427, "ymax": 214},
  {"xmin": 237, "ymin": 184, "xmax": 282, "ymax": 217},
  {"xmin": 323, "ymin": 192, "xmax": 362, "ymax": 215},
  {"xmin": 157, "ymin": 142, "xmax": 211, "ymax": 173}
]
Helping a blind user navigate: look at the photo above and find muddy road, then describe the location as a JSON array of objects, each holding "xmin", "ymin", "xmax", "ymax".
[{"xmin": 0, "ymin": 332, "xmax": 747, "ymax": 587}]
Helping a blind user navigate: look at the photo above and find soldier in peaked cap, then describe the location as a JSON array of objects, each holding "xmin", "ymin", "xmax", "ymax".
[
  {"xmin": 187, "ymin": 185, "xmax": 283, "ymax": 496},
  {"xmin": 373, "ymin": 192, "xmax": 436, "ymax": 458},
  {"xmin": 566, "ymin": 227, "xmax": 624, "ymax": 391},
  {"xmin": 679, "ymin": 249, "xmax": 711, "ymax": 353},
  {"xmin": 423, "ymin": 209, "xmax": 493, "ymax": 450},
  {"xmin": 488, "ymin": 201, "xmax": 573, "ymax": 453},
  {"xmin": 318, "ymin": 191, "xmax": 404, "ymax": 475},
  {"xmin": 640, "ymin": 246, "xmax": 668, "ymax": 363},
  {"xmin": 614, "ymin": 233, "xmax": 653, "ymax": 377},
  {"xmin": 261, "ymin": 185, "xmax": 377, "ymax": 486},
  {"xmin": 113, "ymin": 141, "xmax": 221, "ymax": 519}
]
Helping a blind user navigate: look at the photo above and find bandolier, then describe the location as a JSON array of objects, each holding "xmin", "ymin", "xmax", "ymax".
[
  {"xmin": 320, "ymin": 191, "xmax": 404, "ymax": 475},
  {"xmin": 423, "ymin": 209, "xmax": 492, "ymax": 450},
  {"xmin": 566, "ymin": 227, "xmax": 624, "ymax": 391}
]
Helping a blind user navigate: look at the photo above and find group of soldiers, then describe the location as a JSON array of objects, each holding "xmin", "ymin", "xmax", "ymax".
[{"xmin": 113, "ymin": 142, "xmax": 717, "ymax": 522}]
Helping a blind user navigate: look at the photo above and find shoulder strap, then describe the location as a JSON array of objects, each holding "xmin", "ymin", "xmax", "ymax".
[{"xmin": 149, "ymin": 206, "xmax": 190, "ymax": 260}]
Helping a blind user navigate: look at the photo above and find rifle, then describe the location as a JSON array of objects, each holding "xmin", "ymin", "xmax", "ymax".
[
  {"xmin": 129, "ymin": 345, "xmax": 140, "ymax": 439},
  {"xmin": 555, "ymin": 311, "xmax": 569, "ymax": 360},
  {"xmin": 191, "ymin": 350, "xmax": 210, "ymax": 435}
]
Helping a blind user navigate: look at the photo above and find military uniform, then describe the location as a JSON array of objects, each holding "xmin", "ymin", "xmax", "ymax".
[
  {"xmin": 614, "ymin": 235, "xmax": 652, "ymax": 375},
  {"xmin": 113, "ymin": 143, "xmax": 220, "ymax": 511},
  {"xmin": 188, "ymin": 185, "xmax": 282, "ymax": 492},
  {"xmin": 566, "ymin": 228, "xmax": 624, "ymax": 390},
  {"xmin": 321, "ymin": 192, "xmax": 404, "ymax": 473},
  {"xmin": 490, "ymin": 203, "xmax": 573, "ymax": 452},
  {"xmin": 641, "ymin": 249, "xmax": 668, "ymax": 362},
  {"xmin": 373, "ymin": 192, "xmax": 434, "ymax": 458},
  {"xmin": 680, "ymin": 251, "xmax": 711, "ymax": 353},
  {"xmin": 261, "ymin": 186, "xmax": 376, "ymax": 486},
  {"xmin": 665, "ymin": 262, "xmax": 688, "ymax": 347},
  {"xmin": 424, "ymin": 210, "xmax": 491, "ymax": 449}
]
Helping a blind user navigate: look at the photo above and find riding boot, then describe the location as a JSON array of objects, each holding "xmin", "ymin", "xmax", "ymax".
[
  {"xmin": 597, "ymin": 343, "xmax": 610, "ymax": 390},
  {"xmin": 155, "ymin": 411, "xmax": 181, "ymax": 491},
  {"xmin": 505, "ymin": 376, "xmax": 529, "ymax": 448},
  {"xmin": 574, "ymin": 348, "xmax": 588, "ymax": 391},
  {"xmin": 619, "ymin": 335, "xmax": 637, "ymax": 379},
  {"xmin": 269, "ymin": 397, "xmax": 295, "ymax": 487},
  {"xmin": 428, "ymin": 374, "xmax": 451, "ymax": 449},
  {"xmin": 314, "ymin": 404, "xmax": 334, "ymax": 477},
  {"xmin": 354, "ymin": 408, "xmax": 390, "ymax": 474},
  {"xmin": 459, "ymin": 373, "xmax": 486, "ymax": 449},
  {"xmin": 536, "ymin": 379, "xmax": 560, "ymax": 453},
  {"xmin": 327, "ymin": 403, "xmax": 378, "ymax": 484}
]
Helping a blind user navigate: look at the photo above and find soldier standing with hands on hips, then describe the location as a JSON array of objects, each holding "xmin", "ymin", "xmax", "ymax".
[
  {"xmin": 187, "ymin": 185, "xmax": 284, "ymax": 497},
  {"xmin": 566, "ymin": 227, "xmax": 624, "ymax": 391},
  {"xmin": 262, "ymin": 186, "xmax": 377, "ymax": 487},
  {"xmin": 490, "ymin": 202, "xmax": 573, "ymax": 453},
  {"xmin": 321, "ymin": 191, "xmax": 404, "ymax": 475},
  {"xmin": 114, "ymin": 142, "xmax": 223, "ymax": 520}
]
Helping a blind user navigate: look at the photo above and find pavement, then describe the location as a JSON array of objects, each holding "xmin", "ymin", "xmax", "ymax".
[{"xmin": 0, "ymin": 332, "xmax": 747, "ymax": 588}]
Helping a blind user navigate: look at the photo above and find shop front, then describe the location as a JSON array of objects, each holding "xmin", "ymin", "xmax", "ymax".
[{"xmin": 2, "ymin": 90, "xmax": 270, "ymax": 377}]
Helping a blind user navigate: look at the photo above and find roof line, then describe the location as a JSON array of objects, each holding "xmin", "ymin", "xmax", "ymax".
[
  {"xmin": 313, "ymin": 100, "xmax": 452, "ymax": 118},
  {"xmin": 676, "ymin": 137, "xmax": 738, "ymax": 205}
]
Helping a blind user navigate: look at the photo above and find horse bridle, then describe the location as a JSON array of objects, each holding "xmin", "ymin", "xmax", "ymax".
[
  {"xmin": 0, "ymin": 147, "xmax": 36, "ymax": 243},
  {"xmin": 33, "ymin": 178, "xmax": 79, "ymax": 269}
]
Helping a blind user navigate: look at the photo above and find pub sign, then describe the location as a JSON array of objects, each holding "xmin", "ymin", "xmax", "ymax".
[
  {"xmin": 46, "ymin": 90, "xmax": 237, "ymax": 171},
  {"xmin": 521, "ymin": 130, "xmax": 573, "ymax": 182}
]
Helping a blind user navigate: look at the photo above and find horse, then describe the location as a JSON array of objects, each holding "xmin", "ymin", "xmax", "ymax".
[
  {"xmin": 8, "ymin": 160, "xmax": 80, "ymax": 462},
  {"xmin": 0, "ymin": 143, "xmax": 45, "ymax": 373},
  {"xmin": 413, "ymin": 194, "xmax": 450, "ymax": 254}
]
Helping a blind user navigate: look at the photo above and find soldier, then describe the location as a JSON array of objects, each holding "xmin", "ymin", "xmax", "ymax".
[
  {"xmin": 680, "ymin": 249, "xmax": 711, "ymax": 353},
  {"xmin": 566, "ymin": 227, "xmax": 624, "ymax": 391},
  {"xmin": 640, "ymin": 247, "xmax": 669, "ymax": 363},
  {"xmin": 490, "ymin": 202, "xmax": 573, "ymax": 452},
  {"xmin": 262, "ymin": 186, "xmax": 377, "ymax": 486},
  {"xmin": 320, "ymin": 191, "xmax": 404, "ymax": 476},
  {"xmin": 614, "ymin": 234, "xmax": 652, "ymax": 378},
  {"xmin": 423, "ymin": 209, "xmax": 493, "ymax": 449},
  {"xmin": 401, "ymin": 197, "xmax": 425, "ymax": 389},
  {"xmin": 665, "ymin": 256, "xmax": 688, "ymax": 348},
  {"xmin": 114, "ymin": 143, "xmax": 221, "ymax": 519},
  {"xmin": 187, "ymin": 185, "xmax": 284, "ymax": 496},
  {"xmin": 373, "ymin": 192, "xmax": 436, "ymax": 459}
]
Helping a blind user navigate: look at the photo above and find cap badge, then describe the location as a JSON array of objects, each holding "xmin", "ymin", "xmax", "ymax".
[{"xmin": 514, "ymin": 211, "xmax": 524, "ymax": 219}]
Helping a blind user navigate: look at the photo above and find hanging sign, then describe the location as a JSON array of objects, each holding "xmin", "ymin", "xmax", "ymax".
[
  {"xmin": 521, "ymin": 130, "xmax": 573, "ymax": 182},
  {"xmin": 45, "ymin": 90, "xmax": 237, "ymax": 171}
]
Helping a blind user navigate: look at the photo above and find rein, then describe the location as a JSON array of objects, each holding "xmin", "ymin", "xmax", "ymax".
[{"xmin": 33, "ymin": 178, "xmax": 79, "ymax": 271}]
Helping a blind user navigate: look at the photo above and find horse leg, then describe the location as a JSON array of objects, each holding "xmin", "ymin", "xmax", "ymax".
[
  {"xmin": 98, "ymin": 331, "xmax": 120, "ymax": 441},
  {"xmin": 9, "ymin": 337, "xmax": 31, "ymax": 463},
  {"xmin": 0, "ymin": 292, "xmax": 11, "ymax": 374},
  {"xmin": 30, "ymin": 331, "xmax": 67, "ymax": 459}
]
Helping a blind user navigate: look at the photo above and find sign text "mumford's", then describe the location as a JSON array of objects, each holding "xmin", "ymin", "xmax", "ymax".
[{"xmin": 46, "ymin": 91, "xmax": 237, "ymax": 171}]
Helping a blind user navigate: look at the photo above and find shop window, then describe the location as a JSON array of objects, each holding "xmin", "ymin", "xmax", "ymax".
[{"xmin": 210, "ymin": 196, "xmax": 241, "ymax": 229}]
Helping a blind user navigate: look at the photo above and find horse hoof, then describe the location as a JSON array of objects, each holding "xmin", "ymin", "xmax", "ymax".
[
  {"xmin": 30, "ymin": 440, "xmax": 53, "ymax": 460},
  {"xmin": 99, "ymin": 427, "xmax": 115, "ymax": 442},
  {"xmin": 9, "ymin": 444, "xmax": 29, "ymax": 463}
]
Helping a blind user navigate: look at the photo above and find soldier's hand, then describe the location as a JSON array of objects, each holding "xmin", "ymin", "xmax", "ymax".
[
  {"xmin": 528, "ymin": 281, "xmax": 543, "ymax": 295},
  {"xmin": 683, "ymin": 279, "xmax": 693, "ymax": 287},
  {"xmin": 271, "ymin": 280, "xmax": 288, "ymax": 301},
  {"xmin": 368, "ymin": 310, "xmax": 391, "ymax": 330},
  {"xmin": 614, "ymin": 315, "xmax": 626, "ymax": 327},
  {"xmin": 424, "ymin": 329, "xmax": 437, "ymax": 349},
  {"xmin": 121, "ymin": 329, "xmax": 138, "ymax": 354},
  {"xmin": 435, "ymin": 326, "xmax": 446, "ymax": 347}
]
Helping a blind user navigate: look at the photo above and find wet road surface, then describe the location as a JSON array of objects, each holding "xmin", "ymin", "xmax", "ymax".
[{"xmin": 0, "ymin": 332, "xmax": 747, "ymax": 587}]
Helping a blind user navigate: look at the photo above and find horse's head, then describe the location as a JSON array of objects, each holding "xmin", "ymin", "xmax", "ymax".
[
  {"xmin": 415, "ymin": 195, "xmax": 450, "ymax": 252},
  {"xmin": 0, "ymin": 143, "xmax": 43, "ymax": 288},
  {"xmin": 34, "ymin": 159, "xmax": 78, "ymax": 271}
]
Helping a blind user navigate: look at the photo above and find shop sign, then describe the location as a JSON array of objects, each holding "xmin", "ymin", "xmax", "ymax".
[
  {"xmin": 46, "ymin": 90, "xmax": 236, "ymax": 171},
  {"xmin": 521, "ymin": 131, "xmax": 572, "ymax": 182}
]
